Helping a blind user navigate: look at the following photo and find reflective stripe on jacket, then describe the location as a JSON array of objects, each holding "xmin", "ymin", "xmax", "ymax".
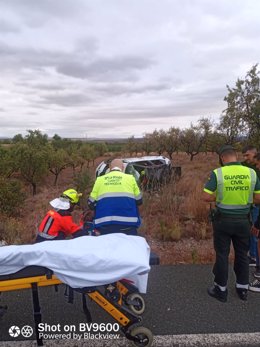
[
  {"xmin": 38, "ymin": 210, "xmax": 81, "ymax": 239},
  {"xmin": 88, "ymin": 170, "xmax": 142, "ymax": 228},
  {"xmin": 214, "ymin": 165, "xmax": 257, "ymax": 210}
]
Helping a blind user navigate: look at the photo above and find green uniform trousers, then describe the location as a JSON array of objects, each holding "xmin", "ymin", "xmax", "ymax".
[{"xmin": 212, "ymin": 217, "xmax": 250, "ymax": 287}]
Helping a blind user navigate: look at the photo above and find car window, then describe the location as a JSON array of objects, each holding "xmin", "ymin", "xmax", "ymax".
[
  {"xmin": 125, "ymin": 164, "xmax": 140, "ymax": 182},
  {"xmin": 150, "ymin": 160, "xmax": 164, "ymax": 165}
]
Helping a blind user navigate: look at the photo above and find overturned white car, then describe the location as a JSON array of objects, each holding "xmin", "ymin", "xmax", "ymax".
[{"xmin": 95, "ymin": 156, "xmax": 180, "ymax": 190}]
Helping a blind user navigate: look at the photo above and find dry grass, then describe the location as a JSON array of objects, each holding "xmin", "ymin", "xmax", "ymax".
[
  {"xmin": 0, "ymin": 216, "xmax": 28, "ymax": 244},
  {"xmin": 139, "ymin": 152, "xmax": 218, "ymax": 242}
]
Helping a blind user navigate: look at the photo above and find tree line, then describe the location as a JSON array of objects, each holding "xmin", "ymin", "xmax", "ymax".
[{"xmin": 0, "ymin": 131, "xmax": 109, "ymax": 215}]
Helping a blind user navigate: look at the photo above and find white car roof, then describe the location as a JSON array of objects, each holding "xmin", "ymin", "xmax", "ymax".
[
  {"xmin": 122, "ymin": 156, "xmax": 171, "ymax": 165},
  {"xmin": 95, "ymin": 155, "xmax": 171, "ymax": 178}
]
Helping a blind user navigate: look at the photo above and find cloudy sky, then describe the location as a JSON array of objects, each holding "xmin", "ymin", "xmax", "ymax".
[{"xmin": 0, "ymin": 0, "xmax": 259, "ymax": 139}]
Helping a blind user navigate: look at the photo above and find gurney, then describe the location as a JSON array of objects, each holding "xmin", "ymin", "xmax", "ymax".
[{"xmin": 0, "ymin": 234, "xmax": 154, "ymax": 347}]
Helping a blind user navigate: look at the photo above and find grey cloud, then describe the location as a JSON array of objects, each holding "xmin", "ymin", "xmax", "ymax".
[
  {"xmin": 175, "ymin": 87, "xmax": 226, "ymax": 102},
  {"xmin": 0, "ymin": 40, "xmax": 98, "ymax": 72},
  {"xmin": 29, "ymin": 103, "xmax": 53, "ymax": 110},
  {"xmin": 73, "ymin": 105, "xmax": 218, "ymax": 122},
  {"xmin": 44, "ymin": 114, "xmax": 204, "ymax": 139},
  {"xmin": 0, "ymin": 41, "xmax": 16, "ymax": 56},
  {"xmin": 0, "ymin": 0, "xmax": 259, "ymax": 139},
  {"xmin": 26, "ymin": 112, "xmax": 39, "ymax": 116},
  {"xmin": 0, "ymin": 41, "xmax": 60, "ymax": 68},
  {"xmin": 69, "ymin": 86, "xmax": 225, "ymax": 122},
  {"xmin": 56, "ymin": 56, "xmax": 155, "ymax": 81},
  {"xmin": 0, "ymin": 0, "xmax": 88, "ymax": 27},
  {"xmin": 0, "ymin": 41, "xmax": 153, "ymax": 87},
  {"xmin": 198, "ymin": 45, "xmax": 259, "ymax": 70},
  {"xmin": 74, "ymin": 37, "xmax": 99, "ymax": 54},
  {"xmin": 0, "ymin": 19, "xmax": 19, "ymax": 33},
  {"xmin": 93, "ymin": 82, "xmax": 172, "ymax": 96},
  {"xmin": 25, "ymin": 83, "xmax": 65, "ymax": 91},
  {"xmin": 41, "ymin": 93, "xmax": 92, "ymax": 107},
  {"xmin": 15, "ymin": 80, "xmax": 172, "ymax": 109},
  {"xmin": 0, "ymin": 117, "xmax": 40, "ymax": 128}
]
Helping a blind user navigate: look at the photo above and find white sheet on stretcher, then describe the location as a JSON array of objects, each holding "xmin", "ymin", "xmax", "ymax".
[{"xmin": 0, "ymin": 234, "xmax": 150, "ymax": 293}]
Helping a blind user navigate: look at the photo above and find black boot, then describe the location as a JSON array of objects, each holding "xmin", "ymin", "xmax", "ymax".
[
  {"xmin": 235, "ymin": 287, "xmax": 248, "ymax": 301},
  {"xmin": 207, "ymin": 285, "xmax": 227, "ymax": 303}
]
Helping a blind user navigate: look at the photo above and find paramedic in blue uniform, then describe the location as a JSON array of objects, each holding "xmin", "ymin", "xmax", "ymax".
[
  {"xmin": 202, "ymin": 145, "xmax": 260, "ymax": 302},
  {"xmin": 88, "ymin": 159, "xmax": 142, "ymax": 235}
]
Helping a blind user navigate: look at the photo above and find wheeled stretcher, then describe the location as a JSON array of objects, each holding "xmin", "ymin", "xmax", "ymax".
[
  {"xmin": 0, "ymin": 266, "xmax": 153, "ymax": 346},
  {"xmin": 0, "ymin": 234, "xmax": 155, "ymax": 347}
]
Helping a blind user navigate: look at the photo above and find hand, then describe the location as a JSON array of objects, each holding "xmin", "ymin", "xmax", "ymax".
[
  {"xmin": 251, "ymin": 226, "xmax": 260, "ymax": 237},
  {"xmin": 82, "ymin": 209, "xmax": 94, "ymax": 222}
]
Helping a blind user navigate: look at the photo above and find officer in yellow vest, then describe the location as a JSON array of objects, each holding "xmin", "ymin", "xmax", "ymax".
[{"xmin": 202, "ymin": 145, "xmax": 260, "ymax": 302}]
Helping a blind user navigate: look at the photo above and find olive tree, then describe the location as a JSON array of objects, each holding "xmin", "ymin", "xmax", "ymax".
[
  {"xmin": 48, "ymin": 147, "xmax": 70, "ymax": 185},
  {"xmin": 164, "ymin": 127, "xmax": 181, "ymax": 159},
  {"xmin": 12, "ymin": 143, "xmax": 49, "ymax": 195},
  {"xmin": 180, "ymin": 125, "xmax": 205, "ymax": 161},
  {"xmin": 80, "ymin": 144, "xmax": 96, "ymax": 167},
  {"xmin": 10, "ymin": 130, "xmax": 49, "ymax": 195},
  {"xmin": 220, "ymin": 64, "xmax": 260, "ymax": 145}
]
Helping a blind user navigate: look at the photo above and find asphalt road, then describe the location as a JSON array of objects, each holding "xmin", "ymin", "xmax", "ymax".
[{"xmin": 0, "ymin": 265, "xmax": 259, "ymax": 346}]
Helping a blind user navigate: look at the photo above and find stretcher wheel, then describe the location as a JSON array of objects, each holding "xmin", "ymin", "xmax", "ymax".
[
  {"xmin": 129, "ymin": 326, "xmax": 153, "ymax": 347},
  {"xmin": 126, "ymin": 293, "xmax": 145, "ymax": 314}
]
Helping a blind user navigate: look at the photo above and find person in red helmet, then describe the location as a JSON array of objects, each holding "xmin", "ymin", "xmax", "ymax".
[{"xmin": 35, "ymin": 189, "xmax": 85, "ymax": 243}]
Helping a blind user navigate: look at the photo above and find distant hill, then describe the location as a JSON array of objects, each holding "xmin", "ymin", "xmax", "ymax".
[
  {"xmin": 0, "ymin": 136, "xmax": 144, "ymax": 143},
  {"xmin": 69, "ymin": 137, "xmax": 144, "ymax": 143}
]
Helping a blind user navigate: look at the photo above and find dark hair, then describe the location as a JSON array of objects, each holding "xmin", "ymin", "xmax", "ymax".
[
  {"xmin": 221, "ymin": 149, "xmax": 236, "ymax": 157},
  {"xmin": 218, "ymin": 145, "xmax": 236, "ymax": 156},
  {"xmin": 218, "ymin": 147, "xmax": 237, "ymax": 166},
  {"xmin": 242, "ymin": 145, "xmax": 257, "ymax": 154},
  {"xmin": 218, "ymin": 145, "xmax": 235, "ymax": 155}
]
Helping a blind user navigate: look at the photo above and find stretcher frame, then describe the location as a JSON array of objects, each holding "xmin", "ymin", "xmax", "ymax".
[{"xmin": 0, "ymin": 267, "xmax": 152, "ymax": 347}]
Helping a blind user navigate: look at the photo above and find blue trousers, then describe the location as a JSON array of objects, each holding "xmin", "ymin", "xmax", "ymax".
[{"xmin": 250, "ymin": 206, "xmax": 259, "ymax": 266}]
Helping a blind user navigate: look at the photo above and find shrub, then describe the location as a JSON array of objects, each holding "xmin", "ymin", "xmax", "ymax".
[
  {"xmin": 181, "ymin": 181, "xmax": 209, "ymax": 222},
  {"xmin": 191, "ymin": 248, "xmax": 199, "ymax": 264},
  {"xmin": 73, "ymin": 169, "xmax": 93, "ymax": 209},
  {"xmin": 158, "ymin": 219, "xmax": 182, "ymax": 241},
  {"xmin": 0, "ymin": 177, "xmax": 25, "ymax": 216},
  {"xmin": 0, "ymin": 216, "xmax": 27, "ymax": 244}
]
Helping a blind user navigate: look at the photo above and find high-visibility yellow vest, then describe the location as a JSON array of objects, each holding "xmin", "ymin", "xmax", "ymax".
[
  {"xmin": 89, "ymin": 170, "xmax": 142, "ymax": 227},
  {"xmin": 214, "ymin": 165, "xmax": 256, "ymax": 210}
]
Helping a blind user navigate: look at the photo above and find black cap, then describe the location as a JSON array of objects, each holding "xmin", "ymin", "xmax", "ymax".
[{"xmin": 218, "ymin": 145, "xmax": 235, "ymax": 155}]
